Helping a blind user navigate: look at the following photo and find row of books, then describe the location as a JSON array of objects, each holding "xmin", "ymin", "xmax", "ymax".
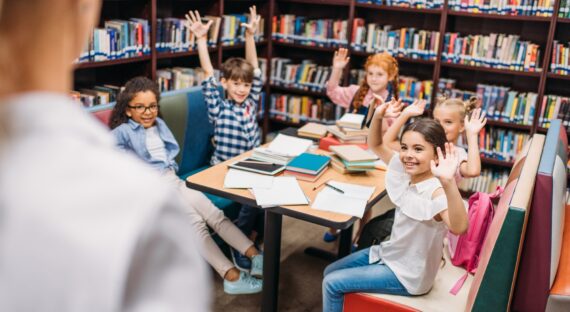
[
  {"xmin": 458, "ymin": 168, "xmax": 510, "ymax": 194},
  {"xmin": 270, "ymin": 58, "xmax": 331, "ymax": 92},
  {"xmin": 442, "ymin": 33, "xmax": 542, "ymax": 72},
  {"xmin": 156, "ymin": 17, "xmax": 220, "ymax": 52},
  {"xmin": 538, "ymin": 95, "xmax": 570, "ymax": 128},
  {"xmin": 550, "ymin": 40, "xmax": 570, "ymax": 75},
  {"xmin": 72, "ymin": 85, "xmax": 122, "ymax": 108},
  {"xmin": 269, "ymin": 94, "xmax": 346, "ymax": 124},
  {"xmin": 348, "ymin": 70, "xmax": 433, "ymax": 105},
  {"xmin": 438, "ymin": 78, "xmax": 537, "ymax": 125},
  {"xmin": 272, "ymin": 15, "xmax": 348, "ymax": 48},
  {"xmin": 560, "ymin": 0, "xmax": 570, "ymax": 18},
  {"xmin": 157, "ymin": 67, "xmax": 219, "ymax": 92},
  {"xmin": 448, "ymin": 0, "xmax": 554, "ymax": 16},
  {"xmin": 79, "ymin": 19, "xmax": 151, "ymax": 63},
  {"xmin": 355, "ymin": 0, "xmax": 444, "ymax": 8},
  {"xmin": 479, "ymin": 127, "xmax": 530, "ymax": 161},
  {"xmin": 221, "ymin": 14, "xmax": 265, "ymax": 46},
  {"xmin": 351, "ymin": 22, "xmax": 439, "ymax": 60}
]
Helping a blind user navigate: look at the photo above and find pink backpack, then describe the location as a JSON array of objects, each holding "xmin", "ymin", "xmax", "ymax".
[{"xmin": 447, "ymin": 185, "xmax": 504, "ymax": 294}]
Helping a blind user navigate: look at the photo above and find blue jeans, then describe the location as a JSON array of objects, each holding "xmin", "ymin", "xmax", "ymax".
[
  {"xmin": 322, "ymin": 248, "xmax": 411, "ymax": 312},
  {"xmin": 236, "ymin": 204, "xmax": 264, "ymax": 239}
]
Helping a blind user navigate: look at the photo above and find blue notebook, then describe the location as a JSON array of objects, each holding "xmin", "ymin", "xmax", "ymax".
[{"xmin": 286, "ymin": 153, "xmax": 331, "ymax": 175}]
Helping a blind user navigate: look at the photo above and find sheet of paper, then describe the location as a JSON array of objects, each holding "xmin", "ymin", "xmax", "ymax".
[
  {"xmin": 267, "ymin": 134, "xmax": 313, "ymax": 157},
  {"xmin": 327, "ymin": 181, "xmax": 376, "ymax": 200},
  {"xmin": 223, "ymin": 169, "xmax": 274, "ymax": 189},
  {"xmin": 251, "ymin": 176, "xmax": 309, "ymax": 207},
  {"xmin": 311, "ymin": 181, "xmax": 376, "ymax": 218}
]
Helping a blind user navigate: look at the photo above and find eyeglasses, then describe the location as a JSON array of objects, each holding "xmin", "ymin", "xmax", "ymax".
[{"xmin": 128, "ymin": 104, "xmax": 159, "ymax": 114}]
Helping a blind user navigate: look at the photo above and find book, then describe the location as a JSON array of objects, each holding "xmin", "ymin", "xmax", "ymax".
[
  {"xmin": 318, "ymin": 136, "xmax": 368, "ymax": 152},
  {"xmin": 336, "ymin": 113, "xmax": 365, "ymax": 129},
  {"xmin": 251, "ymin": 177, "xmax": 309, "ymax": 208},
  {"xmin": 298, "ymin": 122, "xmax": 328, "ymax": 139},
  {"xmin": 286, "ymin": 153, "xmax": 331, "ymax": 175},
  {"xmin": 311, "ymin": 180, "xmax": 376, "ymax": 218},
  {"xmin": 330, "ymin": 145, "xmax": 379, "ymax": 163},
  {"xmin": 228, "ymin": 158, "xmax": 286, "ymax": 176},
  {"xmin": 283, "ymin": 167, "xmax": 327, "ymax": 182}
]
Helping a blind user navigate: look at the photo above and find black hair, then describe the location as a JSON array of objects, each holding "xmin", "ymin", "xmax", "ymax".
[{"xmin": 109, "ymin": 76, "xmax": 161, "ymax": 129}]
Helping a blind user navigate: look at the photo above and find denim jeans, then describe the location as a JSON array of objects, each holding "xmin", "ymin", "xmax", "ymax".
[
  {"xmin": 236, "ymin": 204, "xmax": 264, "ymax": 239},
  {"xmin": 322, "ymin": 247, "xmax": 411, "ymax": 312}
]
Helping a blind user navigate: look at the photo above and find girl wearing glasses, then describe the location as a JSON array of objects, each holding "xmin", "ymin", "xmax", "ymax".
[{"xmin": 109, "ymin": 77, "xmax": 264, "ymax": 295}]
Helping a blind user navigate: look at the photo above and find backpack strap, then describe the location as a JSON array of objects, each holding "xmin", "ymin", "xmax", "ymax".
[{"xmin": 450, "ymin": 272, "xmax": 469, "ymax": 295}]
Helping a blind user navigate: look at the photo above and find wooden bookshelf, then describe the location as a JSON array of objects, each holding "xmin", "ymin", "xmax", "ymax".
[
  {"xmin": 547, "ymin": 72, "xmax": 570, "ymax": 81},
  {"xmin": 482, "ymin": 157, "xmax": 514, "ymax": 168},
  {"xmin": 270, "ymin": 85, "xmax": 327, "ymax": 97},
  {"xmin": 486, "ymin": 120, "xmax": 532, "ymax": 131},
  {"xmin": 354, "ymin": 3, "xmax": 442, "ymax": 14},
  {"xmin": 271, "ymin": 41, "xmax": 340, "ymax": 52},
  {"xmin": 278, "ymin": 0, "xmax": 351, "ymax": 6},
  {"xmin": 74, "ymin": 55, "xmax": 152, "ymax": 69},
  {"xmin": 447, "ymin": 10, "xmax": 552, "ymax": 22},
  {"xmin": 440, "ymin": 62, "xmax": 543, "ymax": 77}
]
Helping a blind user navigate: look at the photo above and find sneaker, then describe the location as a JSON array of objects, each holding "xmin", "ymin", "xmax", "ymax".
[
  {"xmin": 223, "ymin": 272, "xmax": 263, "ymax": 295},
  {"xmin": 250, "ymin": 254, "xmax": 263, "ymax": 278},
  {"xmin": 323, "ymin": 230, "xmax": 339, "ymax": 243},
  {"xmin": 231, "ymin": 248, "xmax": 252, "ymax": 271}
]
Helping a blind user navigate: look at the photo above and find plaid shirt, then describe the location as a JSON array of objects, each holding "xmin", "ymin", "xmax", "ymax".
[{"xmin": 202, "ymin": 70, "xmax": 262, "ymax": 164}]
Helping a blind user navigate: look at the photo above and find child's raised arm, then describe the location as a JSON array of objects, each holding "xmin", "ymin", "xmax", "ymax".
[
  {"xmin": 368, "ymin": 101, "xmax": 402, "ymax": 164},
  {"xmin": 241, "ymin": 6, "xmax": 261, "ymax": 70},
  {"xmin": 328, "ymin": 48, "xmax": 350, "ymax": 88},
  {"xmin": 460, "ymin": 108, "xmax": 486, "ymax": 178},
  {"xmin": 431, "ymin": 143, "xmax": 468, "ymax": 235},
  {"xmin": 383, "ymin": 98, "xmax": 426, "ymax": 151},
  {"xmin": 185, "ymin": 11, "xmax": 215, "ymax": 78}
]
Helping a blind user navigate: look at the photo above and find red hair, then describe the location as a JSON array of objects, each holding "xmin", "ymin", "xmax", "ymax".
[{"xmin": 352, "ymin": 52, "xmax": 399, "ymax": 112}]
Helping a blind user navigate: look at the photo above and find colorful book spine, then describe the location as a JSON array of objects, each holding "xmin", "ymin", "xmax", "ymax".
[
  {"xmin": 355, "ymin": 0, "xmax": 444, "ymax": 9},
  {"xmin": 458, "ymin": 168, "xmax": 510, "ymax": 194},
  {"xmin": 550, "ymin": 40, "xmax": 570, "ymax": 75},
  {"xmin": 441, "ymin": 32, "xmax": 542, "ymax": 72},
  {"xmin": 221, "ymin": 14, "xmax": 265, "ymax": 46},
  {"xmin": 539, "ymin": 94, "xmax": 570, "ymax": 128},
  {"xmin": 350, "ymin": 21, "xmax": 439, "ymax": 61},
  {"xmin": 270, "ymin": 58, "xmax": 331, "ymax": 92},
  {"xmin": 270, "ymin": 94, "xmax": 346, "ymax": 124},
  {"xmin": 448, "ymin": 0, "xmax": 553, "ymax": 16},
  {"xmin": 78, "ymin": 18, "xmax": 150, "ymax": 63},
  {"xmin": 478, "ymin": 127, "xmax": 530, "ymax": 161},
  {"xmin": 271, "ymin": 15, "xmax": 348, "ymax": 48},
  {"xmin": 559, "ymin": 0, "xmax": 570, "ymax": 18}
]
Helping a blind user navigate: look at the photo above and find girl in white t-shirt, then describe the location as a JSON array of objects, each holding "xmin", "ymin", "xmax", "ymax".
[
  {"xmin": 322, "ymin": 103, "xmax": 469, "ymax": 312},
  {"xmin": 384, "ymin": 97, "xmax": 487, "ymax": 182}
]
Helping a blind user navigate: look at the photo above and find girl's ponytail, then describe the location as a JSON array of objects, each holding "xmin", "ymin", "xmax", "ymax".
[{"xmin": 464, "ymin": 96, "xmax": 478, "ymax": 116}]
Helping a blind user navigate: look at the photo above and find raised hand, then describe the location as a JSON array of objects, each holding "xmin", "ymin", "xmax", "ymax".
[
  {"xmin": 403, "ymin": 99, "xmax": 426, "ymax": 118},
  {"xmin": 464, "ymin": 108, "xmax": 487, "ymax": 137},
  {"xmin": 185, "ymin": 10, "xmax": 212, "ymax": 39},
  {"xmin": 241, "ymin": 5, "xmax": 261, "ymax": 36},
  {"xmin": 332, "ymin": 48, "xmax": 350, "ymax": 69},
  {"xmin": 430, "ymin": 142, "xmax": 460, "ymax": 182},
  {"xmin": 373, "ymin": 95, "xmax": 402, "ymax": 118}
]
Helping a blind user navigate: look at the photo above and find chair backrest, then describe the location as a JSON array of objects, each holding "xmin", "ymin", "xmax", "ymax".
[
  {"xmin": 92, "ymin": 107, "xmax": 113, "ymax": 126},
  {"xmin": 466, "ymin": 134, "xmax": 545, "ymax": 312},
  {"xmin": 159, "ymin": 91, "xmax": 189, "ymax": 165},
  {"xmin": 512, "ymin": 119, "xmax": 568, "ymax": 312}
]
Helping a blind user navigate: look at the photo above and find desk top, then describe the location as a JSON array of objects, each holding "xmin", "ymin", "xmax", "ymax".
[{"xmin": 186, "ymin": 149, "xmax": 387, "ymax": 229}]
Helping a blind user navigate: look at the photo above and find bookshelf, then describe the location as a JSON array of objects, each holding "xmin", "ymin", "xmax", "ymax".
[{"xmin": 75, "ymin": 0, "xmax": 570, "ymax": 192}]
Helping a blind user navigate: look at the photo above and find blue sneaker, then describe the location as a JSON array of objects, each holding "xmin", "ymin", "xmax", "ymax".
[
  {"xmin": 223, "ymin": 272, "xmax": 263, "ymax": 295},
  {"xmin": 250, "ymin": 254, "xmax": 263, "ymax": 278},
  {"xmin": 231, "ymin": 248, "xmax": 252, "ymax": 271},
  {"xmin": 323, "ymin": 230, "xmax": 339, "ymax": 243}
]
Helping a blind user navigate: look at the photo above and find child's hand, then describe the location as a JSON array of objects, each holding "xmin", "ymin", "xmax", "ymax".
[
  {"xmin": 332, "ymin": 48, "xmax": 350, "ymax": 69},
  {"xmin": 373, "ymin": 95, "xmax": 402, "ymax": 118},
  {"xmin": 185, "ymin": 10, "xmax": 213, "ymax": 39},
  {"xmin": 430, "ymin": 143, "xmax": 460, "ymax": 183},
  {"xmin": 464, "ymin": 108, "xmax": 487, "ymax": 137},
  {"xmin": 241, "ymin": 5, "xmax": 261, "ymax": 36},
  {"xmin": 403, "ymin": 99, "xmax": 426, "ymax": 117}
]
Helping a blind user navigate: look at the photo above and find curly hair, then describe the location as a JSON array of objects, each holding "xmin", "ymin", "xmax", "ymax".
[
  {"xmin": 434, "ymin": 95, "xmax": 478, "ymax": 120},
  {"xmin": 352, "ymin": 52, "xmax": 399, "ymax": 112},
  {"xmin": 109, "ymin": 76, "xmax": 161, "ymax": 129}
]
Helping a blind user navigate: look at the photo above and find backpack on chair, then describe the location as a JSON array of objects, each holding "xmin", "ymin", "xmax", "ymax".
[{"xmin": 447, "ymin": 185, "xmax": 504, "ymax": 294}]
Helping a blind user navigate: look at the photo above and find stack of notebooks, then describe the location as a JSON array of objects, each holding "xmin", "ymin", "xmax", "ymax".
[
  {"xmin": 326, "ymin": 125, "xmax": 368, "ymax": 144},
  {"xmin": 336, "ymin": 113, "xmax": 365, "ymax": 129},
  {"xmin": 329, "ymin": 145, "xmax": 378, "ymax": 174},
  {"xmin": 251, "ymin": 134, "xmax": 313, "ymax": 165},
  {"xmin": 284, "ymin": 153, "xmax": 331, "ymax": 182},
  {"xmin": 297, "ymin": 122, "xmax": 328, "ymax": 139}
]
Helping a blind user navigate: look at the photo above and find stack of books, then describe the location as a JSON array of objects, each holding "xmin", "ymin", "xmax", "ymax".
[
  {"xmin": 251, "ymin": 134, "xmax": 313, "ymax": 165},
  {"xmin": 336, "ymin": 113, "xmax": 365, "ymax": 129},
  {"xmin": 284, "ymin": 153, "xmax": 331, "ymax": 182},
  {"xmin": 329, "ymin": 145, "xmax": 378, "ymax": 174},
  {"xmin": 326, "ymin": 125, "xmax": 368, "ymax": 144},
  {"xmin": 297, "ymin": 122, "xmax": 328, "ymax": 139}
]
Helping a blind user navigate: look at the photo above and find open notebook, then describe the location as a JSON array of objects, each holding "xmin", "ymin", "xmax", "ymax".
[{"xmin": 311, "ymin": 181, "xmax": 376, "ymax": 218}]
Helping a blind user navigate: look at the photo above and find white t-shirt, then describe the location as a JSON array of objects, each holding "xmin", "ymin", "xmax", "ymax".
[
  {"xmin": 455, "ymin": 146, "xmax": 468, "ymax": 183},
  {"xmin": 369, "ymin": 154, "xmax": 449, "ymax": 295},
  {"xmin": 145, "ymin": 126, "xmax": 168, "ymax": 164},
  {"xmin": 0, "ymin": 93, "xmax": 211, "ymax": 311}
]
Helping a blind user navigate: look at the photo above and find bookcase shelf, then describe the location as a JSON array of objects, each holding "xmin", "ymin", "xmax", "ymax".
[
  {"xmin": 270, "ymin": 85, "xmax": 327, "ymax": 97},
  {"xmin": 486, "ymin": 120, "xmax": 532, "ymax": 131},
  {"xmin": 272, "ymin": 41, "xmax": 339, "ymax": 52},
  {"xmin": 75, "ymin": 55, "xmax": 152, "ymax": 69},
  {"xmin": 547, "ymin": 72, "xmax": 570, "ymax": 81},
  {"xmin": 354, "ymin": 3, "xmax": 442, "ymax": 14},
  {"xmin": 558, "ymin": 18, "xmax": 570, "ymax": 23},
  {"xmin": 351, "ymin": 51, "xmax": 436, "ymax": 65},
  {"xmin": 221, "ymin": 40, "xmax": 268, "ymax": 51},
  {"xmin": 440, "ymin": 62, "xmax": 542, "ymax": 77},
  {"xmin": 447, "ymin": 10, "xmax": 552, "ymax": 22},
  {"xmin": 157, "ymin": 47, "xmax": 218, "ymax": 60},
  {"xmin": 278, "ymin": 0, "xmax": 351, "ymax": 6},
  {"xmin": 481, "ymin": 157, "xmax": 514, "ymax": 168}
]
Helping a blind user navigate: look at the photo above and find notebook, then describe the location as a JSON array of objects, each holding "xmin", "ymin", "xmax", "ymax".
[
  {"xmin": 330, "ymin": 145, "xmax": 379, "ymax": 162},
  {"xmin": 311, "ymin": 181, "xmax": 376, "ymax": 218},
  {"xmin": 336, "ymin": 113, "xmax": 365, "ymax": 129},
  {"xmin": 251, "ymin": 177, "xmax": 309, "ymax": 208},
  {"xmin": 228, "ymin": 158, "xmax": 286, "ymax": 175},
  {"xmin": 297, "ymin": 122, "xmax": 328, "ymax": 139},
  {"xmin": 286, "ymin": 153, "xmax": 331, "ymax": 175},
  {"xmin": 267, "ymin": 134, "xmax": 313, "ymax": 157}
]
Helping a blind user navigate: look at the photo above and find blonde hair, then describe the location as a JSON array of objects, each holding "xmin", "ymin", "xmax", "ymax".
[
  {"xmin": 352, "ymin": 52, "xmax": 399, "ymax": 111},
  {"xmin": 434, "ymin": 96, "xmax": 478, "ymax": 120}
]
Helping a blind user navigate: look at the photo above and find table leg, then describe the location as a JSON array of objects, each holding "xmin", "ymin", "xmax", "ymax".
[
  {"xmin": 304, "ymin": 224, "xmax": 354, "ymax": 261},
  {"xmin": 261, "ymin": 210, "xmax": 282, "ymax": 312}
]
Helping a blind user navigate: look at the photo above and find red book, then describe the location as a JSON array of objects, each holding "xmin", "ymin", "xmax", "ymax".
[{"xmin": 319, "ymin": 135, "xmax": 368, "ymax": 152}]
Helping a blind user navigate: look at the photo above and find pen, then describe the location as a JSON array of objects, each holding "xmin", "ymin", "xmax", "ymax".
[{"xmin": 325, "ymin": 183, "xmax": 345, "ymax": 194}]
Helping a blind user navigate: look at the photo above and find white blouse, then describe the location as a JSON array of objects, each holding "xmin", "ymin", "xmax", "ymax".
[{"xmin": 369, "ymin": 154, "xmax": 449, "ymax": 295}]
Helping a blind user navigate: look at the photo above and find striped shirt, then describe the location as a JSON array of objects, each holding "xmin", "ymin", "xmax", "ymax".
[{"xmin": 202, "ymin": 70, "xmax": 262, "ymax": 164}]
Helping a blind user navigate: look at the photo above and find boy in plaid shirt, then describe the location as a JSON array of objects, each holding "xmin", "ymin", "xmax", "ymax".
[{"xmin": 187, "ymin": 6, "xmax": 264, "ymax": 271}]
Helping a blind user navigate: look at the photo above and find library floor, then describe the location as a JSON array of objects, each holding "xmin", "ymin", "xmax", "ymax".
[{"xmin": 211, "ymin": 196, "xmax": 394, "ymax": 312}]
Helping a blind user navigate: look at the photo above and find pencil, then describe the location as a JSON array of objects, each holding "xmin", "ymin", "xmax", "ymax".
[
  {"xmin": 325, "ymin": 183, "xmax": 345, "ymax": 194},
  {"xmin": 312, "ymin": 179, "xmax": 331, "ymax": 191}
]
